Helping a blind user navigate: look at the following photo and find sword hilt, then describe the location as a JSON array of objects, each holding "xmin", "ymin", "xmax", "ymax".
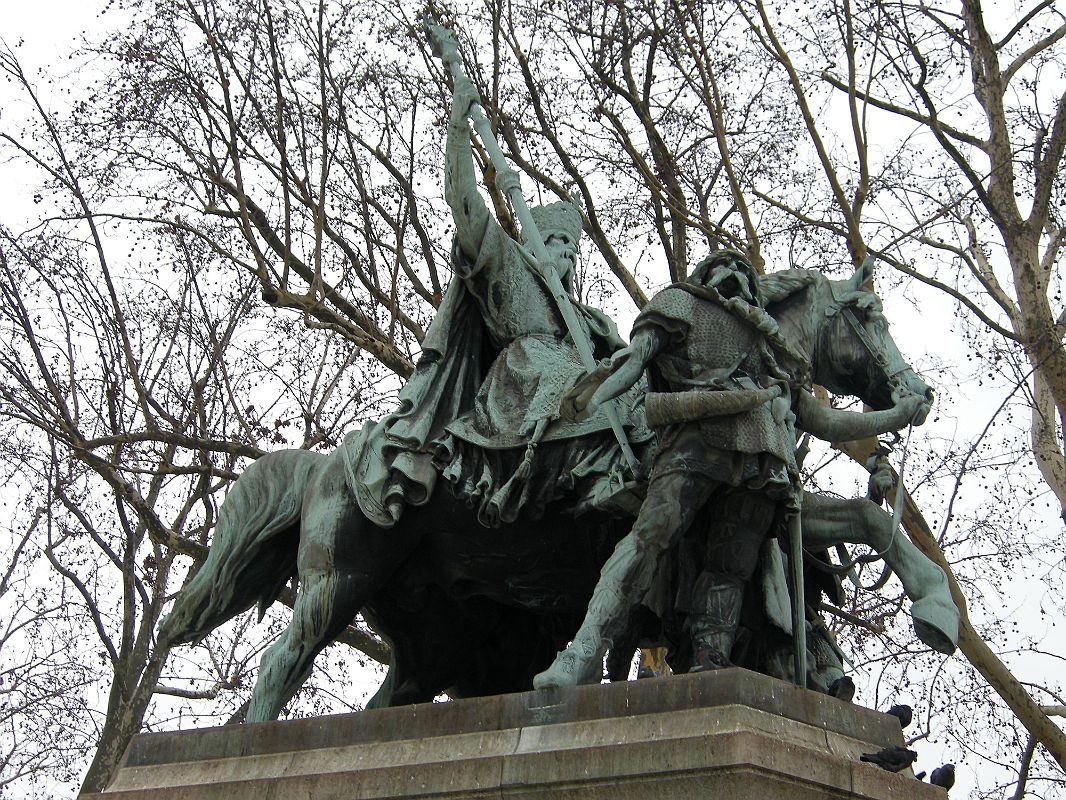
[{"xmin": 425, "ymin": 21, "xmax": 460, "ymax": 70}]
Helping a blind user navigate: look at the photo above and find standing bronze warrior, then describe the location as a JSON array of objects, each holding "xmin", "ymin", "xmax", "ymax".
[{"xmin": 536, "ymin": 252, "xmax": 931, "ymax": 687}]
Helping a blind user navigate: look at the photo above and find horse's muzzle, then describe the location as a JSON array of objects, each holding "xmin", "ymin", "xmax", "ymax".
[{"xmin": 891, "ymin": 372, "xmax": 935, "ymax": 425}]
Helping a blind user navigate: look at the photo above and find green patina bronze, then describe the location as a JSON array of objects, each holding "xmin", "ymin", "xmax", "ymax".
[
  {"xmin": 534, "ymin": 252, "xmax": 956, "ymax": 689},
  {"xmin": 158, "ymin": 26, "xmax": 959, "ymax": 722},
  {"xmin": 341, "ymin": 26, "xmax": 651, "ymax": 531}
]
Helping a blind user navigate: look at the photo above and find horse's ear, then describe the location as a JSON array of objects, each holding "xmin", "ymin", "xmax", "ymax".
[{"xmin": 849, "ymin": 254, "xmax": 877, "ymax": 291}]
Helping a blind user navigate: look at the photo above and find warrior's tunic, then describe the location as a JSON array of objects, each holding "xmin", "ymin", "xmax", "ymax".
[{"xmin": 635, "ymin": 283, "xmax": 798, "ymax": 495}]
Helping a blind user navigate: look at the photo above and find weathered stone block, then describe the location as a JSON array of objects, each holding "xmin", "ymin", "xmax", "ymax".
[{"xmin": 86, "ymin": 669, "xmax": 943, "ymax": 800}]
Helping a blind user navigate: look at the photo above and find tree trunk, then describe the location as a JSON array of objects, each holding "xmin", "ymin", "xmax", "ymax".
[{"xmin": 79, "ymin": 652, "xmax": 168, "ymax": 794}]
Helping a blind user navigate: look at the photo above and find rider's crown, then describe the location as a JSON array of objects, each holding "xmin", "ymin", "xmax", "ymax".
[{"xmin": 529, "ymin": 201, "xmax": 582, "ymax": 243}]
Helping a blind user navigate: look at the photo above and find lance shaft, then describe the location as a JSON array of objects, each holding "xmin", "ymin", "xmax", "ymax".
[
  {"xmin": 789, "ymin": 501, "xmax": 808, "ymax": 688},
  {"xmin": 428, "ymin": 24, "xmax": 638, "ymax": 473}
]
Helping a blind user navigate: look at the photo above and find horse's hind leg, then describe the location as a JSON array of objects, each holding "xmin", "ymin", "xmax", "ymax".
[
  {"xmin": 246, "ymin": 450, "xmax": 417, "ymax": 723},
  {"xmin": 802, "ymin": 492, "xmax": 960, "ymax": 654},
  {"xmin": 247, "ymin": 568, "xmax": 362, "ymax": 723}
]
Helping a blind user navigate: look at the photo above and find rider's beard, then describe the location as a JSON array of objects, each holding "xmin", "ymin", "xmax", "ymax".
[{"xmin": 707, "ymin": 265, "xmax": 755, "ymax": 304}]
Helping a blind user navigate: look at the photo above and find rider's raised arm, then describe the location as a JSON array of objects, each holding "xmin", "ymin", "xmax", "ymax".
[
  {"xmin": 795, "ymin": 390, "xmax": 928, "ymax": 442},
  {"xmin": 445, "ymin": 75, "xmax": 494, "ymax": 262}
]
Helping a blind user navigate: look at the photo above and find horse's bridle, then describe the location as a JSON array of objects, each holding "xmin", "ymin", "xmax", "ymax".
[
  {"xmin": 822, "ymin": 296, "xmax": 912, "ymax": 396},
  {"xmin": 814, "ymin": 292, "xmax": 922, "ymax": 587}
]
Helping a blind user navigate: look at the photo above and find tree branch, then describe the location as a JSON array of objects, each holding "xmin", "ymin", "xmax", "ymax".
[{"xmin": 835, "ymin": 438, "xmax": 1066, "ymax": 771}]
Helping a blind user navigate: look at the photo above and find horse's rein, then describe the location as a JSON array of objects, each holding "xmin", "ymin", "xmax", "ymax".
[
  {"xmin": 827, "ymin": 300, "xmax": 912, "ymax": 385},
  {"xmin": 810, "ymin": 297, "xmax": 924, "ymax": 585}
]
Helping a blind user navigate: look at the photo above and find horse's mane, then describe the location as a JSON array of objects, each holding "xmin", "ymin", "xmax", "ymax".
[{"xmin": 758, "ymin": 269, "xmax": 821, "ymax": 305}]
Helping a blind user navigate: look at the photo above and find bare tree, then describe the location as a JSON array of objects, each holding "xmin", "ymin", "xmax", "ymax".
[
  {"xmin": 707, "ymin": 0, "xmax": 1066, "ymax": 779},
  {"xmin": 0, "ymin": 41, "xmax": 387, "ymax": 793},
  {"xmin": 0, "ymin": 506, "xmax": 97, "ymax": 793},
  {"xmin": 2, "ymin": 0, "xmax": 1064, "ymax": 793}
]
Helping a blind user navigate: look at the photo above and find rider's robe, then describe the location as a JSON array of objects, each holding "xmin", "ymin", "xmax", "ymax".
[{"xmin": 343, "ymin": 225, "xmax": 652, "ymax": 528}]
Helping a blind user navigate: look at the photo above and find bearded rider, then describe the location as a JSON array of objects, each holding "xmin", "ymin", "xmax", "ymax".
[{"xmin": 344, "ymin": 73, "xmax": 650, "ymax": 529}]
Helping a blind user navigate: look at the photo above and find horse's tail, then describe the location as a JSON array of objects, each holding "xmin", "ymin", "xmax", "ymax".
[{"xmin": 159, "ymin": 449, "xmax": 324, "ymax": 646}]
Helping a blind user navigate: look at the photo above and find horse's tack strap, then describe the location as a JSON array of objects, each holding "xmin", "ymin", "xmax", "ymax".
[
  {"xmin": 839, "ymin": 307, "xmax": 910, "ymax": 379},
  {"xmin": 645, "ymin": 386, "xmax": 782, "ymax": 427}
]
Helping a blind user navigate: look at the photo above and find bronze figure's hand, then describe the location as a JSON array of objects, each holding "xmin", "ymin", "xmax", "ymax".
[
  {"xmin": 895, "ymin": 392, "xmax": 930, "ymax": 426},
  {"xmin": 450, "ymin": 74, "xmax": 480, "ymax": 126},
  {"xmin": 494, "ymin": 169, "xmax": 521, "ymax": 199},
  {"xmin": 425, "ymin": 22, "xmax": 459, "ymax": 66}
]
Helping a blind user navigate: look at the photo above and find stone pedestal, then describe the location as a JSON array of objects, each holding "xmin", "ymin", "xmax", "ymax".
[{"xmin": 91, "ymin": 668, "xmax": 942, "ymax": 799}]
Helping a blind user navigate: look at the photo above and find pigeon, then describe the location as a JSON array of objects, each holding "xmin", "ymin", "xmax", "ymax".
[
  {"xmin": 829, "ymin": 676, "xmax": 856, "ymax": 702},
  {"xmin": 929, "ymin": 763, "xmax": 955, "ymax": 789},
  {"xmin": 885, "ymin": 703, "xmax": 913, "ymax": 729},
  {"xmin": 860, "ymin": 745, "xmax": 919, "ymax": 772}
]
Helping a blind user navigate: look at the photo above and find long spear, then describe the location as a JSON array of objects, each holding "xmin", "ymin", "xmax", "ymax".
[{"xmin": 426, "ymin": 22, "xmax": 639, "ymax": 474}]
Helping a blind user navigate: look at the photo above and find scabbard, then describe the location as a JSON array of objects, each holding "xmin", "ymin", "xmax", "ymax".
[{"xmin": 644, "ymin": 386, "xmax": 782, "ymax": 427}]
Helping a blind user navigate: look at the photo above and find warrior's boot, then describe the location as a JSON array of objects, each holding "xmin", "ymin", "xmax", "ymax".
[
  {"xmin": 687, "ymin": 573, "xmax": 744, "ymax": 672},
  {"xmin": 534, "ymin": 532, "xmax": 662, "ymax": 689},
  {"xmin": 532, "ymin": 579, "xmax": 625, "ymax": 689}
]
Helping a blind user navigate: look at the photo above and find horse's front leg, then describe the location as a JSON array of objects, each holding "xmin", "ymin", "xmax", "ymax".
[
  {"xmin": 246, "ymin": 450, "xmax": 417, "ymax": 723},
  {"xmin": 801, "ymin": 491, "xmax": 959, "ymax": 655}
]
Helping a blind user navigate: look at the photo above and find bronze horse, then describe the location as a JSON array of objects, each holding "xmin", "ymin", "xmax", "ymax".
[{"xmin": 160, "ymin": 263, "xmax": 957, "ymax": 722}]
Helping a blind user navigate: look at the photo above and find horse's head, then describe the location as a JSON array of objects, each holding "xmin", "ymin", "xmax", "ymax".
[{"xmin": 817, "ymin": 259, "xmax": 934, "ymax": 423}]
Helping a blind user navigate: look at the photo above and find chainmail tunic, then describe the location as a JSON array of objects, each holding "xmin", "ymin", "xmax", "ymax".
[
  {"xmin": 636, "ymin": 285, "xmax": 798, "ymax": 482},
  {"xmin": 445, "ymin": 225, "xmax": 650, "ymax": 448}
]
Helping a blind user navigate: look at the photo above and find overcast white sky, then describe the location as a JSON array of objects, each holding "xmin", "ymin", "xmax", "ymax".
[
  {"xmin": 3, "ymin": 2, "xmax": 99, "ymax": 53},
  {"xmin": 1, "ymin": 4, "xmax": 1062, "ymax": 799}
]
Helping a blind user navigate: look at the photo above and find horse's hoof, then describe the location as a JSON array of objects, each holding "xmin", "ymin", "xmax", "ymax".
[
  {"xmin": 533, "ymin": 649, "xmax": 601, "ymax": 690},
  {"xmin": 911, "ymin": 595, "xmax": 960, "ymax": 655}
]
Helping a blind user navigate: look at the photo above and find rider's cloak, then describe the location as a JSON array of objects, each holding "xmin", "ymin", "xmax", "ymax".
[{"xmin": 343, "ymin": 227, "xmax": 652, "ymax": 528}]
